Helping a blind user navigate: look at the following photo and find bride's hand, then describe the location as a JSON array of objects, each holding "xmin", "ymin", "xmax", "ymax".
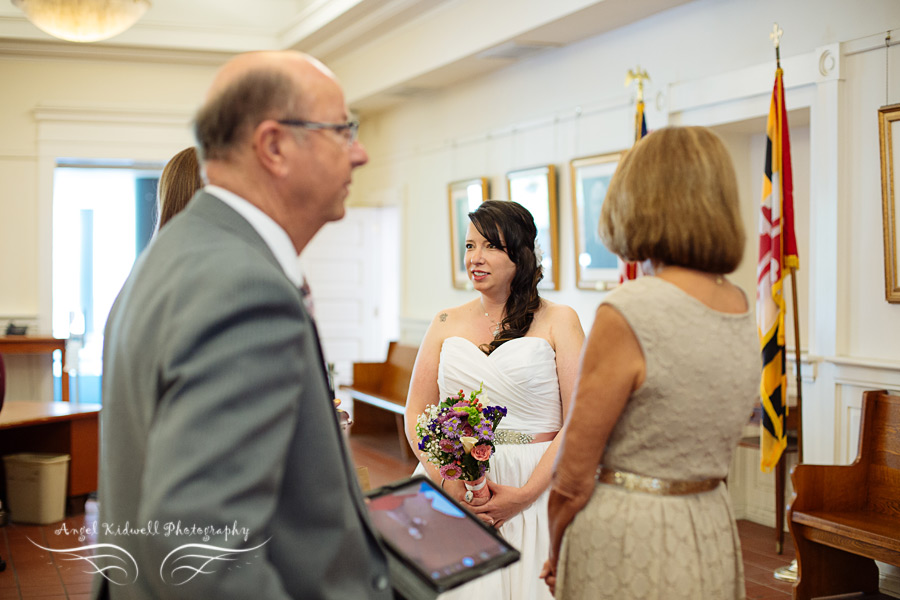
[
  {"xmin": 465, "ymin": 490, "xmax": 492, "ymax": 508},
  {"xmin": 467, "ymin": 480, "xmax": 532, "ymax": 528}
]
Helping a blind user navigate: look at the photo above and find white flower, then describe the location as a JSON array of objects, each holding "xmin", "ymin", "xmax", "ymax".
[
  {"xmin": 460, "ymin": 436, "xmax": 478, "ymax": 453},
  {"xmin": 533, "ymin": 239, "xmax": 544, "ymax": 268}
]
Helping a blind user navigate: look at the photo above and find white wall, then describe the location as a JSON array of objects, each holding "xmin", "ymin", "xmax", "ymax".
[
  {"xmin": 0, "ymin": 56, "xmax": 217, "ymax": 318},
  {"xmin": 0, "ymin": 56, "xmax": 218, "ymax": 399},
  {"xmin": 355, "ymin": 0, "xmax": 900, "ymax": 338}
]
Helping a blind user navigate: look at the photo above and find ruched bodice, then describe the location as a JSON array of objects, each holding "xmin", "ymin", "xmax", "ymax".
[{"xmin": 438, "ymin": 336, "xmax": 561, "ymax": 434}]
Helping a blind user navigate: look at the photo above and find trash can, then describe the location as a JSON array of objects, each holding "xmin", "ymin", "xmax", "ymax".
[{"xmin": 2, "ymin": 453, "xmax": 70, "ymax": 524}]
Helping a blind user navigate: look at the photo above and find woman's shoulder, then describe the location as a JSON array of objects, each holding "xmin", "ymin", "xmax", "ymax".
[
  {"xmin": 419, "ymin": 299, "xmax": 481, "ymax": 349},
  {"xmin": 537, "ymin": 298, "xmax": 582, "ymax": 326},
  {"xmin": 533, "ymin": 299, "xmax": 585, "ymax": 344},
  {"xmin": 430, "ymin": 299, "xmax": 478, "ymax": 325}
]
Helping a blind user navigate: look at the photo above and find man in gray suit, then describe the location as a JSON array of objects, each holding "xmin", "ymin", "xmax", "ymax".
[{"xmin": 96, "ymin": 51, "xmax": 391, "ymax": 599}]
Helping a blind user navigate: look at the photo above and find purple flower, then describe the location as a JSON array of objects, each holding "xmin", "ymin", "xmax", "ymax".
[
  {"xmin": 417, "ymin": 435, "xmax": 430, "ymax": 450},
  {"xmin": 440, "ymin": 463, "xmax": 463, "ymax": 480},
  {"xmin": 475, "ymin": 421, "xmax": 493, "ymax": 439},
  {"xmin": 449, "ymin": 409, "xmax": 470, "ymax": 423},
  {"xmin": 442, "ymin": 417, "xmax": 464, "ymax": 437},
  {"xmin": 483, "ymin": 406, "xmax": 508, "ymax": 421},
  {"xmin": 439, "ymin": 438, "xmax": 461, "ymax": 454}
]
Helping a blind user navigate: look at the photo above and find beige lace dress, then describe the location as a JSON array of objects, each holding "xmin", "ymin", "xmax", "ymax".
[{"xmin": 556, "ymin": 277, "xmax": 760, "ymax": 600}]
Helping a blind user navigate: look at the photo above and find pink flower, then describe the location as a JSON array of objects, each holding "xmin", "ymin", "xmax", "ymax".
[
  {"xmin": 462, "ymin": 424, "xmax": 475, "ymax": 437},
  {"xmin": 470, "ymin": 444, "xmax": 492, "ymax": 461},
  {"xmin": 440, "ymin": 463, "xmax": 463, "ymax": 480},
  {"xmin": 439, "ymin": 438, "xmax": 460, "ymax": 453}
]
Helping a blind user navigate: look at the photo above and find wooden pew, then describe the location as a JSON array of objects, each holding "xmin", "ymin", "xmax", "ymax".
[
  {"xmin": 788, "ymin": 389, "xmax": 900, "ymax": 599},
  {"xmin": 340, "ymin": 341, "xmax": 418, "ymax": 459}
]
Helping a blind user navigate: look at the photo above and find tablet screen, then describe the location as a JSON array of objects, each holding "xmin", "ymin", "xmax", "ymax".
[{"xmin": 365, "ymin": 476, "xmax": 519, "ymax": 593}]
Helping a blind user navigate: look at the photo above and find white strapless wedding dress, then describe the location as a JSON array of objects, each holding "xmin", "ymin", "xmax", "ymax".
[{"xmin": 417, "ymin": 335, "xmax": 561, "ymax": 600}]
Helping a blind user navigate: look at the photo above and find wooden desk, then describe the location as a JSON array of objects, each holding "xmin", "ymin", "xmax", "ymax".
[
  {"xmin": 0, "ymin": 336, "xmax": 69, "ymax": 402},
  {"xmin": 0, "ymin": 401, "xmax": 100, "ymax": 510}
]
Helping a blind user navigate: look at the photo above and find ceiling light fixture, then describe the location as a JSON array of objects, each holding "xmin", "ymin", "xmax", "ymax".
[{"xmin": 11, "ymin": 0, "xmax": 151, "ymax": 43}]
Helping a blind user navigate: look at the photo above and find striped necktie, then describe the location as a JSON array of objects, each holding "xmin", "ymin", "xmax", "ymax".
[{"xmin": 298, "ymin": 275, "xmax": 315, "ymax": 317}]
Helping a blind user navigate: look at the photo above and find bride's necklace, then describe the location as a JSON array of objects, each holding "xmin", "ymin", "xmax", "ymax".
[{"xmin": 480, "ymin": 298, "xmax": 502, "ymax": 336}]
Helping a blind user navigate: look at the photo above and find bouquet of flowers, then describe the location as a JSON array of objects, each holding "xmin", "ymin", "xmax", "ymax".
[{"xmin": 415, "ymin": 383, "xmax": 507, "ymax": 503}]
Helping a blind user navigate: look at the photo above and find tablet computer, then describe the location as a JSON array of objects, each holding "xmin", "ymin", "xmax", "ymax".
[{"xmin": 365, "ymin": 475, "xmax": 520, "ymax": 599}]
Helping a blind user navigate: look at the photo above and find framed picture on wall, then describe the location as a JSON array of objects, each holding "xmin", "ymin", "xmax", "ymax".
[
  {"xmin": 879, "ymin": 103, "xmax": 900, "ymax": 303},
  {"xmin": 448, "ymin": 177, "xmax": 489, "ymax": 289},
  {"xmin": 506, "ymin": 165, "xmax": 559, "ymax": 290},
  {"xmin": 570, "ymin": 151, "xmax": 623, "ymax": 290}
]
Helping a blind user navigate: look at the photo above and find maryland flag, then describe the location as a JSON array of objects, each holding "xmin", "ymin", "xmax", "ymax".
[
  {"xmin": 757, "ymin": 67, "xmax": 798, "ymax": 472},
  {"xmin": 618, "ymin": 99, "xmax": 648, "ymax": 283}
]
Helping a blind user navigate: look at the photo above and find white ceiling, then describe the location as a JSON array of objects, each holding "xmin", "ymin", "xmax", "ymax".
[{"xmin": 0, "ymin": 0, "xmax": 692, "ymax": 115}]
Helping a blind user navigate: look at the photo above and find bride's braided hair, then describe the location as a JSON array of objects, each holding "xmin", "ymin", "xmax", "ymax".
[{"xmin": 468, "ymin": 200, "xmax": 543, "ymax": 355}]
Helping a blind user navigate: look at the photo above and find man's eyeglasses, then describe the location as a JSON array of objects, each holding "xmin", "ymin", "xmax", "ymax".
[{"xmin": 277, "ymin": 119, "xmax": 360, "ymax": 146}]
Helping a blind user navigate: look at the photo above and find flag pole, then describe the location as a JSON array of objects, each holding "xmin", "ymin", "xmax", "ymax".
[
  {"xmin": 768, "ymin": 21, "xmax": 801, "ymax": 582},
  {"xmin": 789, "ymin": 267, "xmax": 803, "ymax": 463},
  {"xmin": 619, "ymin": 67, "xmax": 650, "ymax": 283}
]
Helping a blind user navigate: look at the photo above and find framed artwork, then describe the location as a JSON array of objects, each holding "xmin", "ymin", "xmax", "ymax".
[
  {"xmin": 448, "ymin": 177, "xmax": 489, "ymax": 289},
  {"xmin": 506, "ymin": 165, "xmax": 559, "ymax": 290},
  {"xmin": 879, "ymin": 103, "xmax": 900, "ymax": 303},
  {"xmin": 570, "ymin": 152, "xmax": 623, "ymax": 290}
]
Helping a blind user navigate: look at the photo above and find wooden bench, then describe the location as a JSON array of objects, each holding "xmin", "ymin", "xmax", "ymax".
[
  {"xmin": 340, "ymin": 341, "xmax": 418, "ymax": 459},
  {"xmin": 788, "ymin": 389, "xmax": 900, "ymax": 600}
]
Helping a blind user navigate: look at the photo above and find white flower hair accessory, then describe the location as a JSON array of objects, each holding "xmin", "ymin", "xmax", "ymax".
[{"xmin": 533, "ymin": 239, "xmax": 544, "ymax": 269}]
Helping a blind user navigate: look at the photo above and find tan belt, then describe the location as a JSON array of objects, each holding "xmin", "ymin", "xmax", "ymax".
[
  {"xmin": 597, "ymin": 467, "xmax": 722, "ymax": 496},
  {"xmin": 494, "ymin": 430, "xmax": 558, "ymax": 445}
]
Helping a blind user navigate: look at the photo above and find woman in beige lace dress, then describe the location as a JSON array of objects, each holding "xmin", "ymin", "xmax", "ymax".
[{"xmin": 542, "ymin": 126, "xmax": 760, "ymax": 599}]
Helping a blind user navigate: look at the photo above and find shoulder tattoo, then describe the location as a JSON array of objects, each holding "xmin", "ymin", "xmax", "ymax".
[{"xmin": 439, "ymin": 312, "xmax": 448, "ymax": 322}]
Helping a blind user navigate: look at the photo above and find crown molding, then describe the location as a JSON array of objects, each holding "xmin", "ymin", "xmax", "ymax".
[
  {"xmin": 0, "ymin": 37, "xmax": 234, "ymax": 65},
  {"xmin": 33, "ymin": 103, "xmax": 193, "ymax": 126}
]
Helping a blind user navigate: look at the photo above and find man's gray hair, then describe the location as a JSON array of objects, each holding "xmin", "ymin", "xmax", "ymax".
[{"xmin": 194, "ymin": 68, "xmax": 299, "ymax": 161}]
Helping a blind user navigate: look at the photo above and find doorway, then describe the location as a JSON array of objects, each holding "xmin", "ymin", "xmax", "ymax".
[{"xmin": 51, "ymin": 163, "xmax": 161, "ymax": 403}]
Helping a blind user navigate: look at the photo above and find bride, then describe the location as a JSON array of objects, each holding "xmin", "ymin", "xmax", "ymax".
[{"xmin": 404, "ymin": 200, "xmax": 584, "ymax": 600}]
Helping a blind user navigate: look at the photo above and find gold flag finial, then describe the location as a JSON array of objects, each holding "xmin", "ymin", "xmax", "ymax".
[
  {"xmin": 625, "ymin": 66, "xmax": 650, "ymax": 103},
  {"xmin": 770, "ymin": 23, "xmax": 783, "ymax": 67}
]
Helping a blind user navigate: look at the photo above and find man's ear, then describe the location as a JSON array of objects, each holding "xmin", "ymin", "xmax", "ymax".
[{"xmin": 253, "ymin": 120, "xmax": 291, "ymax": 178}]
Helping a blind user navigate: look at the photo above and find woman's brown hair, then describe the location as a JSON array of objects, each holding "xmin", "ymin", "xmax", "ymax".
[
  {"xmin": 599, "ymin": 126, "xmax": 745, "ymax": 274},
  {"xmin": 157, "ymin": 147, "xmax": 202, "ymax": 230},
  {"xmin": 468, "ymin": 200, "xmax": 543, "ymax": 355}
]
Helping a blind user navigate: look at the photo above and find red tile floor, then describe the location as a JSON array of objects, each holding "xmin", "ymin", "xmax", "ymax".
[{"xmin": 0, "ymin": 435, "xmax": 802, "ymax": 599}]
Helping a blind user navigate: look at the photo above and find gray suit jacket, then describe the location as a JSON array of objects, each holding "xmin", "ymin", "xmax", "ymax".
[{"xmin": 95, "ymin": 192, "xmax": 391, "ymax": 599}]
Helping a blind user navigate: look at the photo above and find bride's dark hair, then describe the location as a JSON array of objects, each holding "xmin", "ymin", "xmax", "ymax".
[{"xmin": 468, "ymin": 200, "xmax": 543, "ymax": 355}]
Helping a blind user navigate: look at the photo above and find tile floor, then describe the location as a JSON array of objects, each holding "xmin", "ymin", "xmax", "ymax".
[{"xmin": 0, "ymin": 434, "xmax": 803, "ymax": 599}]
